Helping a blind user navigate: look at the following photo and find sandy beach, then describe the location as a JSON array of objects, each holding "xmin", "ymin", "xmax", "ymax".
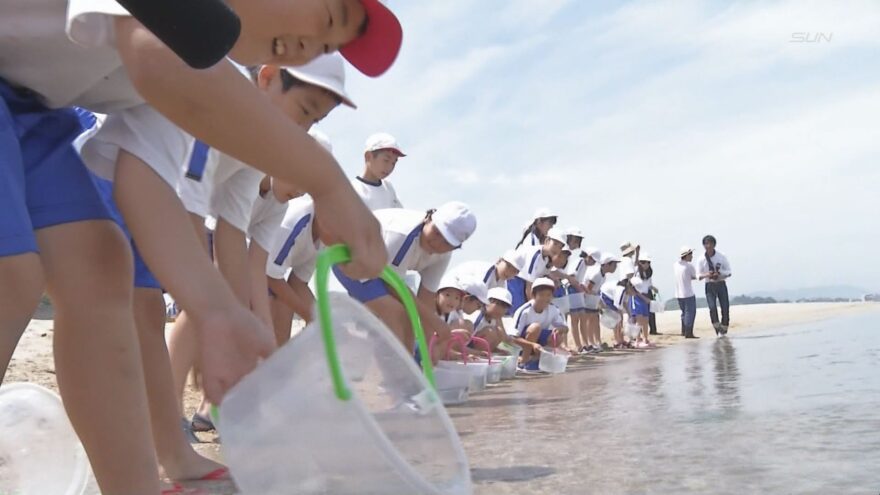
[{"xmin": 4, "ymin": 301, "xmax": 878, "ymax": 494}]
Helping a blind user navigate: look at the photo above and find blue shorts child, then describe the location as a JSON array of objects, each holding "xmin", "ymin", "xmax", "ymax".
[
  {"xmin": 506, "ymin": 276, "xmax": 528, "ymax": 316},
  {"xmin": 1, "ymin": 80, "xmax": 111, "ymax": 257},
  {"xmin": 601, "ymin": 293, "xmax": 619, "ymax": 312},
  {"xmin": 630, "ymin": 294, "xmax": 651, "ymax": 317},
  {"xmin": 519, "ymin": 326, "xmax": 553, "ymax": 346}
]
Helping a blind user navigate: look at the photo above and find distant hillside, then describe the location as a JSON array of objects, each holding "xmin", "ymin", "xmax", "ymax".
[{"xmin": 748, "ymin": 285, "xmax": 870, "ymax": 301}]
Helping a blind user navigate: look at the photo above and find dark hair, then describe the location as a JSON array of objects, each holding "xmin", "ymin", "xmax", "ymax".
[
  {"xmin": 515, "ymin": 216, "xmax": 556, "ymax": 248},
  {"xmin": 702, "ymin": 235, "xmax": 717, "ymax": 246}
]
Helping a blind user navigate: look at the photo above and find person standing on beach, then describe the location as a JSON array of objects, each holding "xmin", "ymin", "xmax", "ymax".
[
  {"xmin": 674, "ymin": 246, "xmax": 699, "ymax": 338},
  {"xmin": 698, "ymin": 235, "xmax": 732, "ymax": 335}
]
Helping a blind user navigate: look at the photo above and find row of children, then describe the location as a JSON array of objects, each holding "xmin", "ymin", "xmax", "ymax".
[{"xmin": 0, "ymin": 0, "xmax": 410, "ymax": 493}]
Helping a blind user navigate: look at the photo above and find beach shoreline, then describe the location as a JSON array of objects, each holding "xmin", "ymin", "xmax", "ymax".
[{"xmin": 4, "ymin": 301, "xmax": 878, "ymax": 494}]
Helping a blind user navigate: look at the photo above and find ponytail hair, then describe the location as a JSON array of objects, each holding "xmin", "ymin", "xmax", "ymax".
[
  {"xmin": 515, "ymin": 221, "xmax": 540, "ymax": 248},
  {"xmin": 424, "ymin": 208, "xmax": 437, "ymax": 223}
]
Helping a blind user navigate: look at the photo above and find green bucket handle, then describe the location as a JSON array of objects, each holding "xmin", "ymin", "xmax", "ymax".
[
  {"xmin": 315, "ymin": 244, "xmax": 435, "ymax": 401},
  {"xmin": 211, "ymin": 244, "xmax": 436, "ymax": 423}
]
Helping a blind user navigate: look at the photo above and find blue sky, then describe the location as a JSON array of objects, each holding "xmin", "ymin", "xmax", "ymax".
[{"xmin": 317, "ymin": 0, "xmax": 880, "ymax": 298}]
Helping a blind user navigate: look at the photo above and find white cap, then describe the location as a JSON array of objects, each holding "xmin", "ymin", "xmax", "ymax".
[
  {"xmin": 680, "ymin": 246, "xmax": 694, "ymax": 258},
  {"xmin": 432, "ymin": 201, "xmax": 476, "ymax": 247},
  {"xmin": 600, "ymin": 252, "xmax": 621, "ymax": 265},
  {"xmin": 584, "ymin": 246, "xmax": 601, "ymax": 260},
  {"xmin": 531, "ymin": 277, "xmax": 555, "ymax": 292},
  {"xmin": 487, "ymin": 287, "xmax": 513, "ymax": 306},
  {"xmin": 283, "ymin": 53, "xmax": 356, "ymax": 108},
  {"xmin": 560, "ymin": 245, "xmax": 572, "ymax": 254},
  {"xmin": 640, "ymin": 253, "xmax": 653, "ymax": 263},
  {"xmin": 458, "ymin": 277, "xmax": 489, "ymax": 305},
  {"xmin": 565, "ymin": 227, "xmax": 584, "ymax": 238},
  {"xmin": 438, "ymin": 274, "xmax": 466, "ymax": 293},
  {"xmin": 533, "ymin": 207, "xmax": 557, "ymax": 220},
  {"xmin": 501, "ymin": 249, "xmax": 524, "ymax": 271},
  {"xmin": 365, "ymin": 132, "xmax": 406, "ymax": 156},
  {"xmin": 308, "ymin": 128, "xmax": 333, "ymax": 153},
  {"xmin": 546, "ymin": 227, "xmax": 567, "ymax": 245}
]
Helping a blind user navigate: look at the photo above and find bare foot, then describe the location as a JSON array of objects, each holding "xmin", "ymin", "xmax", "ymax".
[{"xmin": 161, "ymin": 449, "xmax": 229, "ymax": 482}]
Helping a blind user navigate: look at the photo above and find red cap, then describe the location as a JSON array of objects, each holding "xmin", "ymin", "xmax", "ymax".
[{"xmin": 340, "ymin": 0, "xmax": 403, "ymax": 77}]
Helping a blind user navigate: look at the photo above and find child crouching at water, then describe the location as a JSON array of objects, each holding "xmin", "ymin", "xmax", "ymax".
[{"xmin": 510, "ymin": 278, "xmax": 569, "ymax": 373}]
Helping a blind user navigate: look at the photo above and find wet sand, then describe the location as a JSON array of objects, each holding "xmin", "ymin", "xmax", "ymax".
[{"xmin": 4, "ymin": 302, "xmax": 877, "ymax": 494}]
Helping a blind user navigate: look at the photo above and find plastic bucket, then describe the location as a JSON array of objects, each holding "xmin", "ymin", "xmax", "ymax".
[
  {"xmin": 537, "ymin": 334, "xmax": 569, "ymax": 374},
  {"xmin": 600, "ymin": 309, "xmax": 621, "ymax": 330},
  {"xmin": 625, "ymin": 321, "xmax": 642, "ymax": 339},
  {"xmin": 434, "ymin": 367, "xmax": 470, "ymax": 406},
  {"xmin": 468, "ymin": 338, "xmax": 501, "ymax": 384},
  {"xmin": 649, "ymin": 300, "xmax": 665, "ymax": 313},
  {"xmin": 499, "ymin": 355, "xmax": 517, "ymax": 380},
  {"xmin": 217, "ymin": 245, "xmax": 472, "ymax": 495},
  {"xmin": 0, "ymin": 383, "xmax": 90, "ymax": 495}
]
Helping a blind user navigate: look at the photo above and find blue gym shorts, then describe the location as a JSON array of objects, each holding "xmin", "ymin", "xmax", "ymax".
[
  {"xmin": 90, "ymin": 174, "xmax": 162, "ymax": 289},
  {"xmin": 332, "ymin": 266, "xmax": 390, "ymax": 303},
  {"xmin": 1, "ymin": 80, "xmax": 110, "ymax": 257}
]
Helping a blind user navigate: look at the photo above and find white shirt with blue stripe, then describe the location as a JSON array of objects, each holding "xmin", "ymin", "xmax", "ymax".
[
  {"xmin": 247, "ymin": 191, "xmax": 288, "ymax": 253},
  {"xmin": 265, "ymin": 197, "xmax": 319, "ymax": 283},
  {"xmin": 351, "ymin": 177, "xmax": 403, "ymax": 211},
  {"xmin": 513, "ymin": 245, "xmax": 551, "ymax": 283},
  {"xmin": 449, "ymin": 261, "xmax": 506, "ymax": 291},
  {"xmin": 466, "ymin": 310, "xmax": 496, "ymax": 334},
  {"xmin": 374, "ymin": 208, "xmax": 451, "ymax": 293},
  {"xmin": 510, "ymin": 301, "xmax": 566, "ymax": 336}
]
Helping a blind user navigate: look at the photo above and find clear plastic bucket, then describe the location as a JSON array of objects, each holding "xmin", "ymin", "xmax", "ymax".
[
  {"xmin": 537, "ymin": 334, "xmax": 569, "ymax": 374},
  {"xmin": 217, "ymin": 245, "xmax": 472, "ymax": 495},
  {"xmin": 649, "ymin": 300, "xmax": 665, "ymax": 313},
  {"xmin": 434, "ymin": 367, "xmax": 470, "ymax": 406},
  {"xmin": 0, "ymin": 383, "xmax": 90, "ymax": 495},
  {"xmin": 468, "ymin": 337, "xmax": 501, "ymax": 384},
  {"xmin": 600, "ymin": 309, "xmax": 621, "ymax": 330}
]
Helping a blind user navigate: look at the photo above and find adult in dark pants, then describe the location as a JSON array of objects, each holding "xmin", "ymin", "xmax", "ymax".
[
  {"xmin": 674, "ymin": 246, "xmax": 698, "ymax": 338},
  {"xmin": 697, "ymin": 235, "xmax": 732, "ymax": 335}
]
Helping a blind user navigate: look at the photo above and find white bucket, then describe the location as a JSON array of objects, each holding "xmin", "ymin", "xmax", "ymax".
[
  {"xmin": 625, "ymin": 321, "xmax": 642, "ymax": 339},
  {"xmin": 434, "ymin": 367, "xmax": 470, "ymax": 406},
  {"xmin": 649, "ymin": 300, "xmax": 665, "ymax": 313},
  {"xmin": 538, "ymin": 348, "xmax": 569, "ymax": 374},
  {"xmin": 0, "ymin": 383, "xmax": 90, "ymax": 495},
  {"xmin": 218, "ymin": 294, "xmax": 472, "ymax": 494},
  {"xmin": 600, "ymin": 309, "xmax": 621, "ymax": 330}
]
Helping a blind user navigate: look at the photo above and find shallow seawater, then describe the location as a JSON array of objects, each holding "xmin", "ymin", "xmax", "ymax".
[{"xmin": 452, "ymin": 312, "xmax": 880, "ymax": 495}]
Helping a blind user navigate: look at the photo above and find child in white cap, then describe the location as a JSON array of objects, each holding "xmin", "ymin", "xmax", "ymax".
[
  {"xmin": 579, "ymin": 247, "xmax": 605, "ymax": 352},
  {"xmin": 562, "ymin": 228, "xmax": 589, "ymax": 351},
  {"xmin": 468, "ymin": 287, "xmax": 514, "ymax": 353},
  {"xmin": 167, "ymin": 54, "xmax": 355, "ymax": 434},
  {"xmin": 510, "ymin": 278, "xmax": 570, "ymax": 372},
  {"xmin": 334, "ymin": 202, "xmax": 477, "ymax": 354},
  {"xmin": 507, "ymin": 227, "xmax": 567, "ymax": 314},
  {"xmin": 631, "ymin": 254, "xmax": 656, "ymax": 348},
  {"xmin": 515, "ymin": 207, "xmax": 558, "ymax": 248},
  {"xmin": 449, "ymin": 250, "xmax": 523, "ymax": 291},
  {"xmin": 352, "ymin": 132, "xmax": 406, "ymax": 210}
]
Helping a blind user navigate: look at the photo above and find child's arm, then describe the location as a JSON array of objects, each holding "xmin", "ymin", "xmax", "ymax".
[
  {"xmin": 415, "ymin": 287, "xmax": 453, "ymax": 341},
  {"xmin": 247, "ymin": 242, "xmax": 273, "ymax": 328},
  {"xmin": 113, "ymin": 17, "xmax": 385, "ymax": 279},
  {"xmin": 214, "ymin": 218, "xmax": 251, "ymax": 304},
  {"xmin": 114, "ymin": 151, "xmax": 274, "ymax": 403},
  {"xmin": 266, "ymin": 276, "xmax": 315, "ymax": 323}
]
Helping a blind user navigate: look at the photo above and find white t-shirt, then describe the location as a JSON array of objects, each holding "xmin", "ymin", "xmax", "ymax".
[
  {"xmin": 565, "ymin": 250, "xmax": 587, "ymax": 282},
  {"xmin": 697, "ymin": 251, "xmax": 732, "ymax": 279},
  {"xmin": 0, "ymin": 0, "xmax": 142, "ymax": 113},
  {"xmin": 619, "ymin": 256, "xmax": 636, "ymax": 280},
  {"xmin": 443, "ymin": 309, "xmax": 465, "ymax": 326},
  {"xmin": 177, "ymin": 141, "xmax": 219, "ymax": 218},
  {"xmin": 631, "ymin": 273, "xmax": 653, "ymax": 295},
  {"xmin": 673, "ymin": 260, "xmax": 697, "ymax": 298},
  {"xmin": 265, "ymin": 197, "xmax": 320, "ymax": 283},
  {"xmin": 374, "ymin": 209, "xmax": 451, "ymax": 293},
  {"xmin": 449, "ymin": 261, "xmax": 505, "ymax": 291},
  {"xmin": 247, "ymin": 191, "xmax": 288, "ymax": 252},
  {"xmin": 351, "ymin": 177, "xmax": 402, "ymax": 211},
  {"xmin": 209, "ymin": 153, "xmax": 263, "ymax": 234},
  {"xmin": 510, "ymin": 301, "xmax": 566, "ymax": 336},
  {"xmin": 513, "ymin": 245, "xmax": 551, "ymax": 283}
]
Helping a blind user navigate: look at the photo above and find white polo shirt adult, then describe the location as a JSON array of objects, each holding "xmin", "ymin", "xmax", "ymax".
[
  {"xmin": 265, "ymin": 197, "xmax": 320, "ymax": 283},
  {"xmin": 510, "ymin": 302, "xmax": 566, "ymax": 336},
  {"xmin": 673, "ymin": 260, "xmax": 697, "ymax": 298},
  {"xmin": 374, "ymin": 208, "xmax": 450, "ymax": 293},
  {"xmin": 697, "ymin": 251, "xmax": 732, "ymax": 279},
  {"xmin": 351, "ymin": 177, "xmax": 402, "ymax": 211}
]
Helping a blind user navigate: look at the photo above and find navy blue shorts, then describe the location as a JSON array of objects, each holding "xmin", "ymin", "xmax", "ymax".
[
  {"xmin": 91, "ymin": 175, "xmax": 161, "ymax": 289},
  {"xmin": 506, "ymin": 277, "xmax": 528, "ymax": 316},
  {"xmin": 0, "ymin": 80, "xmax": 110, "ymax": 257},
  {"xmin": 332, "ymin": 266, "xmax": 389, "ymax": 303},
  {"xmin": 519, "ymin": 326, "xmax": 553, "ymax": 346},
  {"xmin": 630, "ymin": 295, "xmax": 651, "ymax": 317}
]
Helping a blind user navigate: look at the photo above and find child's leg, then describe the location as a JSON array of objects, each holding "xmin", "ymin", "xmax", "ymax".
[
  {"xmin": 0, "ymin": 253, "xmax": 44, "ymax": 382},
  {"xmin": 520, "ymin": 323, "xmax": 543, "ymax": 363},
  {"xmin": 270, "ymin": 292, "xmax": 295, "ymax": 345},
  {"xmin": 568, "ymin": 312, "xmax": 582, "ymax": 350},
  {"xmin": 133, "ymin": 287, "xmax": 226, "ymax": 480},
  {"xmin": 38, "ymin": 220, "xmax": 160, "ymax": 495},
  {"xmin": 638, "ymin": 315, "xmax": 650, "ymax": 343}
]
